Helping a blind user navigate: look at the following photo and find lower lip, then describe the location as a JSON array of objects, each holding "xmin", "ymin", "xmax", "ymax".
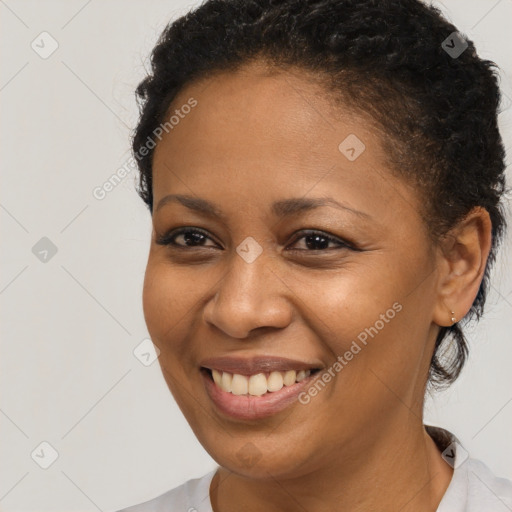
[{"xmin": 201, "ymin": 369, "xmax": 318, "ymax": 421}]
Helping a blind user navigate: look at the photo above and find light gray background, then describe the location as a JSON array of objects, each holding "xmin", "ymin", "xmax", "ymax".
[{"xmin": 1, "ymin": 1, "xmax": 511, "ymax": 511}]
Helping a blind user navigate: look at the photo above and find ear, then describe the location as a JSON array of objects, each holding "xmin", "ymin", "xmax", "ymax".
[{"xmin": 432, "ymin": 206, "xmax": 492, "ymax": 327}]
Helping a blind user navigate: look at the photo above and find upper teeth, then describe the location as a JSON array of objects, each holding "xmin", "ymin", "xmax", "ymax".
[{"xmin": 212, "ymin": 369, "xmax": 311, "ymax": 396}]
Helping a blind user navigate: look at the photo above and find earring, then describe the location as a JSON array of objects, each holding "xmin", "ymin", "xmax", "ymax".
[{"xmin": 450, "ymin": 310, "xmax": 456, "ymax": 325}]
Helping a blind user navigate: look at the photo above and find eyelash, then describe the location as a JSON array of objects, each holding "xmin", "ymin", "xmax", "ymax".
[{"xmin": 155, "ymin": 227, "xmax": 354, "ymax": 252}]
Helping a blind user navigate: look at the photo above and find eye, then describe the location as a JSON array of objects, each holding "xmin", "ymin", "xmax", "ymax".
[
  {"xmin": 155, "ymin": 227, "xmax": 354, "ymax": 252},
  {"xmin": 287, "ymin": 230, "xmax": 352, "ymax": 251},
  {"xmin": 155, "ymin": 227, "xmax": 219, "ymax": 248}
]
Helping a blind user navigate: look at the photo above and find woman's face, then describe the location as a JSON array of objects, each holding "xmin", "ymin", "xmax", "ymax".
[{"xmin": 144, "ymin": 61, "xmax": 442, "ymax": 478}]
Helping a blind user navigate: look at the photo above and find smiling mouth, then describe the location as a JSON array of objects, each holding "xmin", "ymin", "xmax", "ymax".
[{"xmin": 202, "ymin": 367, "xmax": 321, "ymax": 396}]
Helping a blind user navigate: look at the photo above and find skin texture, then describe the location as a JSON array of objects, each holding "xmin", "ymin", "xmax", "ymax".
[{"xmin": 143, "ymin": 60, "xmax": 492, "ymax": 512}]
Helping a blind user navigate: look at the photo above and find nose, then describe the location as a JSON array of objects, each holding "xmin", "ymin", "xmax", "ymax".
[{"xmin": 202, "ymin": 247, "xmax": 293, "ymax": 339}]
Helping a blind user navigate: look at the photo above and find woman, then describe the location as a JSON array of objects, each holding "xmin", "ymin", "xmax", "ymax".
[{"xmin": 119, "ymin": 0, "xmax": 512, "ymax": 510}]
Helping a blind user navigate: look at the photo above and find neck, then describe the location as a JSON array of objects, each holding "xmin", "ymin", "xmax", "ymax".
[{"xmin": 210, "ymin": 419, "xmax": 454, "ymax": 512}]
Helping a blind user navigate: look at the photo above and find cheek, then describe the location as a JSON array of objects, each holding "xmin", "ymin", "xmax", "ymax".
[
  {"xmin": 292, "ymin": 264, "xmax": 401, "ymax": 346},
  {"xmin": 142, "ymin": 259, "xmax": 206, "ymax": 415},
  {"xmin": 142, "ymin": 262, "xmax": 172, "ymax": 342},
  {"xmin": 142, "ymin": 259, "xmax": 199, "ymax": 361},
  {"xmin": 296, "ymin": 263, "xmax": 426, "ymax": 398}
]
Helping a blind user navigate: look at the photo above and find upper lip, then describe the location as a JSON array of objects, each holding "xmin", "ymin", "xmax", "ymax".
[{"xmin": 200, "ymin": 355, "xmax": 322, "ymax": 375}]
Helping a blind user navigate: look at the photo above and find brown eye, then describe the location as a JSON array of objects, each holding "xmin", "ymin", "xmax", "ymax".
[
  {"xmin": 156, "ymin": 228, "xmax": 219, "ymax": 248},
  {"xmin": 287, "ymin": 230, "xmax": 352, "ymax": 251}
]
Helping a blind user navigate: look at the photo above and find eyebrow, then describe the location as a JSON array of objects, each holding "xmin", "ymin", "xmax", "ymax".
[{"xmin": 155, "ymin": 194, "xmax": 372, "ymax": 220}]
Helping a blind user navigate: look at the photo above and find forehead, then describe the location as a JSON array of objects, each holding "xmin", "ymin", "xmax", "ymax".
[
  {"xmin": 154, "ymin": 60, "xmax": 372, "ymax": 163},
  {"xmin": 151, "ymin": 62, "xmax": 422, "ymax": 227}
]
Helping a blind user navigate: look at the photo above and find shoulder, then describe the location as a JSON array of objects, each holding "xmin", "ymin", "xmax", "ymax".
[
  {"xmin": 464, "ymin": 457, "xmax": 512, "ymax": 511},
  {"xmin": 114, "ymin": 468, "xmax": 217, "ymax": 512},
  {"xmin": 438, "ymin": 455, "xmax": 512, "ymax": 511},
  {"xmin": 427, "ymin": 425, "xmax": 512, "ymax": 512}
]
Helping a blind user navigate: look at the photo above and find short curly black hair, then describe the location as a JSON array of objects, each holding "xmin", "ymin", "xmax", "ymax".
[{"xmin": 132, "ymin": 0, "xmax": 508, "ymax": 389}]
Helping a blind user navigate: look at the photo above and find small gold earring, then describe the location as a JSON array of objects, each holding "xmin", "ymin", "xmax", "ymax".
[{"xmin": 450, "ymin": 310, "xmax": 456, "ymax": 324}]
